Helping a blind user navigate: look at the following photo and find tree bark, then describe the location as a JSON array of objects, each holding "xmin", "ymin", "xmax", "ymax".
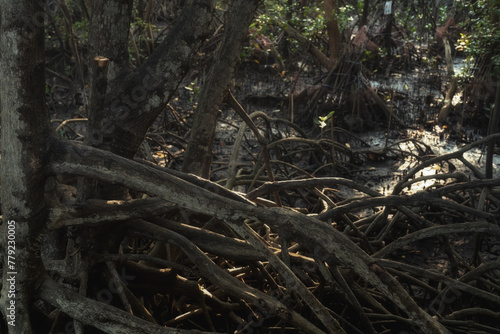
[
  {"xmin": 88, "ymin": 0, "xmax": 133, "ymax": 84},
  {"xmin": 384, "ymin": 9, "xmax": 393, "ymax": 57},
  {"xmin": 360, "ymin": 0, "xmax": 371, "ymax": 27},
  {"xmin": 437, "ymin": 36, "xmax": 457, "ymax": 124},
  {"xmin": 0, "ymin": 1, "xmax": 51, "ymax": 332},
  {"xmin": 182, "ymin": 0, "xmax": 261, "ymax": 177},
  {"xmin": 86, "ymin": 0, "xmax": 133, "ymax": 159},
  {"xmin": 324, "ymin": 0, "xmax": 341, "ymax": 69},
  {"xmin": 486, "ymin": 82, "xmax": 500, "ymax": 178},
  {"xmin": 99, "ymin": 0, "xmax": 216, "ymax": 161},
  {"xmin": 82, "ymin": 0, "xmax": 134, "ymax": 256}
]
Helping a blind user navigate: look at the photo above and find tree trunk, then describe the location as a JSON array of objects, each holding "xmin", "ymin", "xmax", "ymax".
[
  {"xmin": 88, "ymin": 0, "xmax": 133, "ymax": 86},
  {"xmin": 360, "ymin": 0, "xmax": 370, "ymax": 27},
  {"xmin": 0, "ymin": 1, "xmax": 52, "ymax": 332},
  {"xmin": 438, "ymin": 36, "xmax": 457, "ymax": 124},
  {"xmin": 98, "ymin": 0, "xmax": 216, "ymax": 161},
  {"xmin": 486, "ymin": 82, "xmax": 500, "ymax": 178},
  {"xmin": 182, "ymin": 0, "xmax": 261, "ymax": 177},
  {"xmin": 384, "ymin": 9, "xmax": 393, "ymax": 57},
  {"xmin": 324, "ymin": 0, "xmax": 341, "ymax": 69},
  {"xmin": 83, "ymin": 0, "xmax": 133, "ymax": 200}
]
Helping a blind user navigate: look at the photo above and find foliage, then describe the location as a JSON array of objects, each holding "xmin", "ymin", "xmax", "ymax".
[
  {"xmin": 72, "ymin": 17, "xmax": 89, "ymax": 42},
  {"xmin": 244, "ymin": 0, "xmax": 356, "ymax": 58},
  {"xmin": 386, "ymin": 0, "xmax": 450, "ymax": 45},
  {"xmin": 455, "ymin": 0, "xmax": 500, "ymax": 78}
]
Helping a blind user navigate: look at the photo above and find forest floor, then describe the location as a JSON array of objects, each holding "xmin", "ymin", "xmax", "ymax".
[
  {"xmin": 173, "ymin": 44, "xmax": 500, "ymax": 303},
  {"xmin": 45, "ymin": 33, "xmax": 500, "ymax": 332}
]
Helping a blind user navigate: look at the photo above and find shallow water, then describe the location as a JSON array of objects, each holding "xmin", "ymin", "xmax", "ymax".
[{"xmin": 358, "ymin": 126, "xmax": 500, "ymax": 195}]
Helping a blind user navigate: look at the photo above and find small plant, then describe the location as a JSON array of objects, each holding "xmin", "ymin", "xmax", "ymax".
[
  {"xmin": 314, "ymin": 110, "xmax": 335, "ymax": 129},
  {"xmin": 338, "ymin": 5, "xmax": 355, "ymax": 31},
  {"xmin": 73, "ymin": 19, "xmax": 89, "ymax": 42},
  {"xmin": 314, "ymin": 111, "xmax": 336, "ymax": 165},
  {"xmin": 378, "ymin": 47, "xmax": 388, "ymax": 59},
  {"xmin": 184, "ymin": 78, "xmax": 200, "ymax": 102}
]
